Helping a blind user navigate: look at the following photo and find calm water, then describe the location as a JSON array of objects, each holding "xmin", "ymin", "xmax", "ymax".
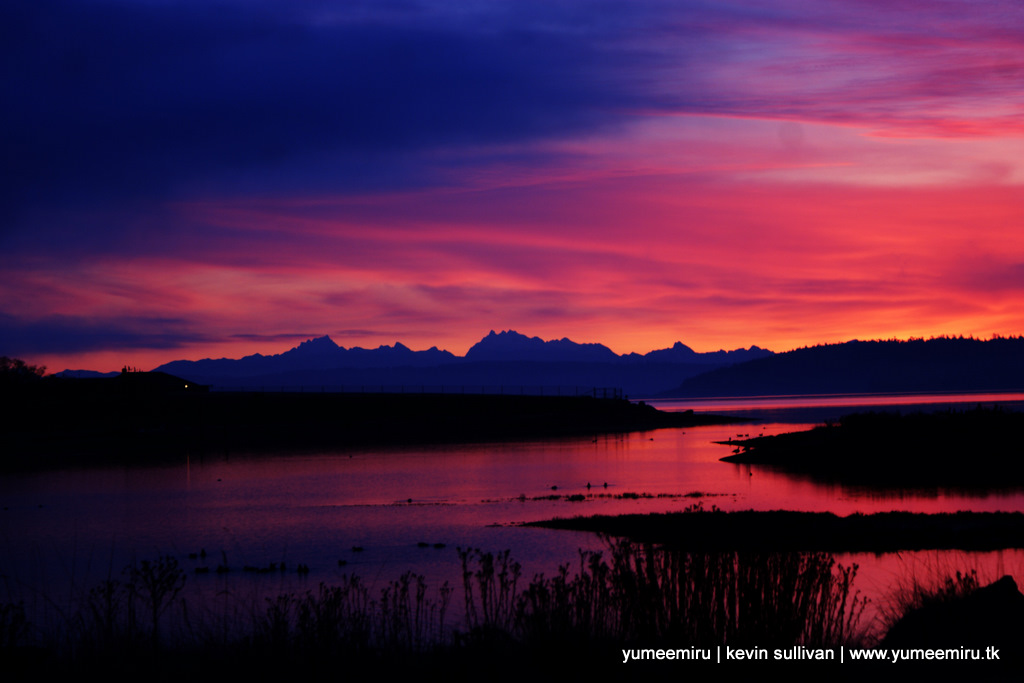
[{"xmin": 3, "ymin": 392, "xmax": 1024, "ymax": 635}]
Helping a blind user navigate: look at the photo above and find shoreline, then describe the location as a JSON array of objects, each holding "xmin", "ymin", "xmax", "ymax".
[{"xmin": 2, "ymin": 389, "xmax": 744, "ymax": 469}]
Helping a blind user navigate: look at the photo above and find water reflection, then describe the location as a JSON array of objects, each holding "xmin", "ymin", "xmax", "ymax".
[
  {"xmin": 2, "ymin": 394, "xmax": 1023, "ymax": 632},
  {"xmin": 648, "ymin": 391, "xmax": 1024, "ymax": 423}
]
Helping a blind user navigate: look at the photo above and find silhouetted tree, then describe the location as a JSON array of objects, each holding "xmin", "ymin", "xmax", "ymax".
[{"xmin": 0, "ymin": 357, "xmax": 46, "ymax": 386}]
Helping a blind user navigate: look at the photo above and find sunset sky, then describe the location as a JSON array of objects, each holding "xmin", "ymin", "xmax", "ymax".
[{"xmin": 3, "ymin": 0, "xmax": 1024, "ymax": 372}]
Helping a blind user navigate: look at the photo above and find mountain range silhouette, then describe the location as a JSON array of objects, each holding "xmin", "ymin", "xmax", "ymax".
[
  {"xmin": 149, "ymin": 330, "xmax": 771, "ymax": 397},
  {"xmin": 58, "ymin": 333, "xmax": 1024, "ymax": 398}
]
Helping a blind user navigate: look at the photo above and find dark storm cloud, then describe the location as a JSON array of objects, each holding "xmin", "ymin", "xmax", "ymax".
[
  {"xmin": 0, "ymin": 312, "xmax": 207, "ymax": 355},
  {"xmin": 1, "ymin": 0, "xmax": 670, "ymax": 234},
  {"xmin": 6, "ymin": 0, "xmax": 1021, "ymax": 234}
]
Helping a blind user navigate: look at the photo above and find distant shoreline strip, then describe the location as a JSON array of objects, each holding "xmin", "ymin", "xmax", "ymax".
[{"xmin": 526, "ymin": 510, "xmax": 1024, "ymax": 552}]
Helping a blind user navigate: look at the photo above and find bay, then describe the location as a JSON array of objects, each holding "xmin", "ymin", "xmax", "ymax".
[{"xmin": 3, "ymin": 391, "xmax": 1023, "ymax": 639}]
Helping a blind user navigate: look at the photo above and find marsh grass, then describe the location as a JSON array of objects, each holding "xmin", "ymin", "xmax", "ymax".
[
  {"xmin": 3, "ymin": 540, "xmax": 869, "ymax": 672},
  {"xmin": 253, "ymin": 571, "xmax": 453, "ymax": 657},
  {"xmin": 883, "ymin": 568, "xmax": 979, "ymax": 627},
  {"xmin": 0, "ymin": 601, "xmax": 29, "ymax": 651},
  {"xmin": 59, "ymin": 554, "xmax": 186, "ymax": 663},
  {"xmin": 457, "ymin": 540, "xmax": 867, "ymax": 650},
  {"xmin": 877, "ymin": 556, "xmax": 986, "ymax": 636}
]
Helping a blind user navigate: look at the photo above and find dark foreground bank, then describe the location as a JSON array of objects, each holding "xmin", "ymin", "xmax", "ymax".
[{"xmin": 2, "ymin": 381, "xmax": 739, "ymax": 468}]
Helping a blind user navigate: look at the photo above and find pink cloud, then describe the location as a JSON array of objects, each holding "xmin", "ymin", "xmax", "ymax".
[{"xmin": 6, "ymin": 1, "xmax": 1024, "ymax": 371}]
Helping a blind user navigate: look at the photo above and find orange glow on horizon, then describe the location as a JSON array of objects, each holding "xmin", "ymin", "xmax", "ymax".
[{"xmin": 7, "ymin": 111, "xmax": 1023, "ymax": 374}]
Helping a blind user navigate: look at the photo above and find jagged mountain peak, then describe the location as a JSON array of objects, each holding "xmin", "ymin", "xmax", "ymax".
[
  {"xmin": 150, "ymin": 329, "xmax": 775, "ymax": 395},
  {"xmin": 288, "ymin": 336, "xmax": 341, "ymax": 354},
  {"xmin": 466, "ymin": 330, "xmax": 618, "ymax": 362},
  {"xmin": 482, "ymin": 329, "xmax": 533, "ymax": 342}
]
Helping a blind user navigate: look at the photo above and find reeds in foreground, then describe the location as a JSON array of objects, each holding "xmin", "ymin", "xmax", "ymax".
[
  {"xmin": 3, "ymin": 539, "xmax": 869, "ymax": 672},
  {"xmin": 878, "ymin": 566, "xmax": 980, "ymax": 634},
  {"xmin": 460, "ymin": 539, "xmax": 867, "ymax": 650}
]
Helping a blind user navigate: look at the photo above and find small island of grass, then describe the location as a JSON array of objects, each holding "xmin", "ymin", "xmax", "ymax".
[
  {"xmin": 527, "ymin": 509, "xmax": 1024, "ymax": 552},
  {"xmin": 719, "ymin": 407, "xmax": 1024, "ymax": 488}
]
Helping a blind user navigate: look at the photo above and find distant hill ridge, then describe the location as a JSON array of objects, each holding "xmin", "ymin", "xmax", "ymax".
[{"xmin": 665, "ymin": 336, "xmax": 1024, "ymax": 397}]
